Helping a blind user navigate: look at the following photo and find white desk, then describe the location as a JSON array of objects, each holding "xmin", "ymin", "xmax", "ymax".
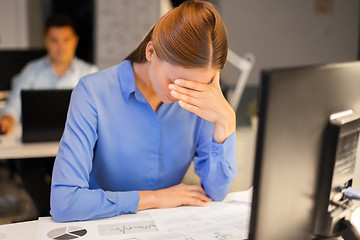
[
  {"xmin": 0, "ymin": 190, "xmax": 252, "ymax": 240},
  {"xmin": 0, "ymin": 189, "xmax": 360, "ymax": 240},
  {"xmin": 0, "ymin": 125, "xmax": 59, "ymax": 160}
]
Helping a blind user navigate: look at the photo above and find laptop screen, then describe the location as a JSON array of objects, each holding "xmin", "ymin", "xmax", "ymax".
[{"xmin": 21, "ymin": 89, "xmax": 72, "ymax": 143}]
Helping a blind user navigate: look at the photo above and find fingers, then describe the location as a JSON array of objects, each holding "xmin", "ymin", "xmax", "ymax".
[
  {"xmin": 172, "ymin": 79, "xmax": 209, "ymax": 92},
  {"xmin": 172, "ymin": 72, "xmax": 220, "ymax": 89},
  {"xmin": 179, "ymin": 191, "xmax": 211, "ymax": 207},
  {"xmin": 152, "ymin": 184, "xmax": 212, "ymax": 209},
  {"xmin": 169, "ymin": 88, "xmax": 201, "ymax": 107},
  {"xmin": 0, "ymin": 120, "xmax": 10, "ymax": 133},
  {"xmin": 177, "ymin": 100, "xmax": 199, "ymax": 115},
  {"xmin": 0, "ymin": 115, "xmax": 15, "ymax": 134},
  {"xmin": 169, "ymin": 83, "xmax": 200, "ymax": 98},
  {"xmin": 169, "ymin": 81, "xmax": 209, "ymax": 111},
  {"xmin": 169, "ymin": 85, "xmax": 204, "ymax": 115},
  {"xmin": 184, "ymin": 196, "xmax": 210, "ymax": 207},
  {"xmin": 188, "ymin": 191, "xmax": 212, "ymax": 203},
  {"xmin": 184, "ymin": 184, "xmax": 207, "ymax": 195},
  {"xmin": 175, "ymin": 184, "xmax": 212, "ymax": 204},
  {"xmin": 179, "ymin": 184, "xmax": 211, "ymax": 201},
  {"xmin": 168, "ymin": 74, "xmax": 220, "ymax": 108}
]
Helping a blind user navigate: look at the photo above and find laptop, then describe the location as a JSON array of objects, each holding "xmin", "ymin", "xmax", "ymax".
[{"xmin": 21, "ymin": 89, "xmax": 72, "ymax": 143}]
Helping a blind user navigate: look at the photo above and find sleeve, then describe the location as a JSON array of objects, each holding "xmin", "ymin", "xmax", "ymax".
[
  {"xmin": 193, "ymin": 120, "xmax": 238, "ymax": 201},
  {"xmin": 50, "ymin": 78, "xmax": 139, "ymax": 222},
  {"xmin": 1, "ymin": 64, "xmax": 34, "ymax": 120}
]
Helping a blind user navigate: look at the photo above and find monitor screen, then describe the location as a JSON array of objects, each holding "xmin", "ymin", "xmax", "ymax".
[
  {"xmin": 0, "ymin": 49, "xmax": 46, "ymax": 91},
  {"xmin": 21, "ymin": 89, "xmax": 72, "ymax": 143},
  {"xmin": 249, "ymin": 62, "xmax": 360, "ymax": 240}
]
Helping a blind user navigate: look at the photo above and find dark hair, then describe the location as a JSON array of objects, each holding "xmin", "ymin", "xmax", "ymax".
[
  {"xmin": 126, "ymin": 1, "xmax": 228, "ymax": 70},
  {"xmin": 45, "ymin": 15, "xmax": 77, "ymax": 35}
]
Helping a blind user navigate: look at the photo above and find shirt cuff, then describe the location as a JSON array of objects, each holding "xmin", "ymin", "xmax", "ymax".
[
  {"xmin": 1, "ymin": 106, "xmax": 20, "ymax": 122},
  {"xmin": 105, "ymin": 190, "xmax": 140, "ymax": 215},
  {"xmin": 210, "ymin": 130, "xmax": 236, "ymax": 157}
]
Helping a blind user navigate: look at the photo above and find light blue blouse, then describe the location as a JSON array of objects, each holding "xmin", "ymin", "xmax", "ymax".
[{"xmin": 50, "ymin": 60, "xmax": 237, "ymax": 222}]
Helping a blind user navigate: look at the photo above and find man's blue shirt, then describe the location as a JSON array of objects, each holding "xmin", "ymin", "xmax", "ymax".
[
  {"xmin": 50, "ymin": 60, "xmax": 237, "ymax": 222},
  {"xmin": 1, "ymin": 56, "xmax": 98, "ymax": 121}
]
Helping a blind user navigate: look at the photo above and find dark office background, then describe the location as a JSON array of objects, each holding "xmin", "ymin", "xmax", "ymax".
[{"xmin": 46, "ymin": 0, "xmax": 95, "ymax": 64}]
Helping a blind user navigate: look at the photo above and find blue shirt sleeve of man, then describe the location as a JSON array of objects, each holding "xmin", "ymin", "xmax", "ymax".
[{"xmin": 50, "ymin": 60, "xmax": 237, "ymax": 222}]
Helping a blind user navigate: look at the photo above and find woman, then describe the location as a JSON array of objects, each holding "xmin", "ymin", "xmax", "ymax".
[{"xmin": 50, "ymin": 0, "xmax": 237, "ymax": 222}]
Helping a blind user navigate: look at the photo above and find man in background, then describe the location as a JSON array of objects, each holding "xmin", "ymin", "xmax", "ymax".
[
  {"xmin": 0, "ymin": 15, "xmax": 98, "ymax": 218},
  {"xmin": 0, "ymin": 14, "xmax": 98, "ymax": 133}
]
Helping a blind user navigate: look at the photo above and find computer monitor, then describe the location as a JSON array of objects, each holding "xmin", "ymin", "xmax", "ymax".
[
  {"xmin": 21, "ymin": 89, "xmax": 72, "ymax": 143},
  {"xmin": 0, "ymin": 49, "xmax": 46, "ymax": 91},
  {"xmin": 249, "ymin": 62, "xmax": 360, "ymax": 240}
]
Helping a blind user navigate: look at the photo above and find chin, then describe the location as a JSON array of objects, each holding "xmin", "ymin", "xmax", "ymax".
[{"xmin": 163, "ymin": 96, "xmax": 177, "ymax": 104}]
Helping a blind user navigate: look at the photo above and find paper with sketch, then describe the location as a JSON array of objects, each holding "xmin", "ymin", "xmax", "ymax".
[
  {"xmin": 37, "ymin": 212, "xmax": 167, "ymax": 240},
  {"xmin": 148, "ymin": 199, "xmax": 251, "ymax": 240},
  {"xmin": 37, "ymin": 190, "xmax": 251, "ymax": 240}
]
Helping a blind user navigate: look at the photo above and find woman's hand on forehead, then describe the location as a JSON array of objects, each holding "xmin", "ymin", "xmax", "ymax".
[{"xmin": 168, "ymin": 72, "xmax": 235, "ymax": 143}]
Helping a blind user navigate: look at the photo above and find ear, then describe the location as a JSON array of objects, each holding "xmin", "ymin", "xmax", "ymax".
[
  {"xmin": 145, "ymin": 41, "xmax": 156, "ymax": 62},
  {"xmin": 73, "ymin": 35, "xmax": 79, "ymax": 47},
  {"xmin": 43, "ymin": 34, "xmax": 50, "ymax": 51}
]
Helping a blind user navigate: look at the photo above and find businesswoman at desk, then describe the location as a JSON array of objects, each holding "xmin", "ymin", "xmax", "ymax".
[{"xmin": 51, "ymin": 1, "xmax": 237, "ymax": 222}]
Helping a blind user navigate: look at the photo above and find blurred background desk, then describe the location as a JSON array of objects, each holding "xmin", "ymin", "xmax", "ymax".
[
  {"xmin": 0, "ymin": 124, "xmax": 59, "ymax": 160},
  {"xmin": 0, "ymin": 89, "xmax": 59, "ymax": 160}
]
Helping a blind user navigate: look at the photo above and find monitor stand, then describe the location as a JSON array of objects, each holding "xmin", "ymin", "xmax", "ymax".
[
  {"xmin": 314, "ymin": 219, "xmax": 360, "ymax": 240},
  {"xmin": 314, "ymin": 110, "xmax": 360, "ymax": 240}
]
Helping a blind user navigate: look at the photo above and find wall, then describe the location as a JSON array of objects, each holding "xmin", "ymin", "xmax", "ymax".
[
  {"xmin": 215, "ymin": 0, "xmax": 360, "ymax": 191},
  {"xmin": 27, "ymin": 0, "xmax": 44, "ymax": 48},
  {"xmin": 219, "ymin": 0, "xmax": 359, "ymax": 87},
  {"xmin": 0, "ymin": 0, "xmax": 29, "ymax": 49},
  {"xmin": 0, "ymin": 0, "xmax": 43, "ymax": 49},
  {"xmin": 94, "ymin": 0, "xmax": 161, "ymax": 70}
]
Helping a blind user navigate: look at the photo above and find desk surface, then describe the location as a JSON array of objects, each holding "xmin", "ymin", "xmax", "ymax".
[
  {"xmin": 0, "ymin": 124, "xmax": 59, "ymax": 159},
  {"xmin": 0, "ymin": 190, "xmax": 252, "ymax": 240},
  {"xmin": 1, "ymin": 190, "xmax": 360, "ymax": 240}
]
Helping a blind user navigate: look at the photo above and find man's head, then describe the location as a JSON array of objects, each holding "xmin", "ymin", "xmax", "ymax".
[{"xmin": 44, "ymin": 15, "xmax": 79, "ymax": 65}]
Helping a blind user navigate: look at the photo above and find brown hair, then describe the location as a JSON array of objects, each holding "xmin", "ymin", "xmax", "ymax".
[
  {"xmin": 45, "ymin": 14, "xmax": 77, "ymax": 35},
  {"xmin": 125, "ymin": 1, "xmax": 228, "ymax": 70}
]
